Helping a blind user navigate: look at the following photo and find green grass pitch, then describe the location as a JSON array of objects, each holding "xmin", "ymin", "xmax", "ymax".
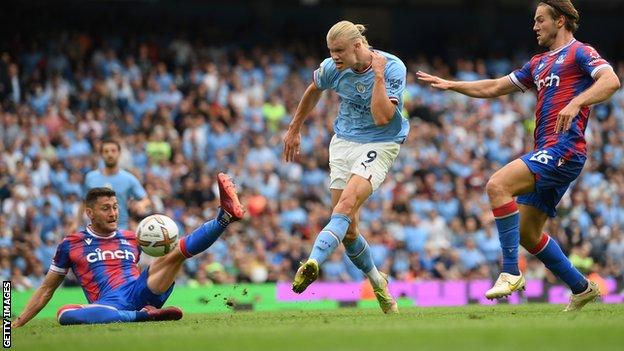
[{"xmin": 12, "ymin": 303, "xmax": 624, "ymax": 351}]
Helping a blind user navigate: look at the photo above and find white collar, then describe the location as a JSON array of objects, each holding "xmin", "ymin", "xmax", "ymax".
[
  {"xmin": 86, "ymin": 225, "xmax": 117, "ymax": 239},
  {"xmin": 548, "ymin": 38, "xmax": 576, "ymax": 56}
]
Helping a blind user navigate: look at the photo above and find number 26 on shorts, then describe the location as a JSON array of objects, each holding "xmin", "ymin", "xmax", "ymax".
[{"xmin": 529, "ymin": 150, "xmax": 553, "ymax": 165}]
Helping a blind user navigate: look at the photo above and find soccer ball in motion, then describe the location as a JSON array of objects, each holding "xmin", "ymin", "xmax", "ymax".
[{"xmin": 136, "ymin": 214, "xmax": 179, "ymax": 257}]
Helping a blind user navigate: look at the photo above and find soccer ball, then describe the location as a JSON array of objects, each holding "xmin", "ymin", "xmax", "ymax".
[{"xmin": 136, "ymin": 214, "xmax": 179, "ymax": 257}]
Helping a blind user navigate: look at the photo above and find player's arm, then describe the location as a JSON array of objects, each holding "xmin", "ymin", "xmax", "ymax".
[
  {"xmin": 572, "ymin": 67, "xmax": 621, "ymax": 106},
  {"xmin": 282, "ymin": 82, "xmax": 323, "ymax": 162},
  {"xmin": 12, "ymin": 271, "xmax": 65, "ymax": 327},
  {"xmin": 370, "ymin": 52, "xmax": 396, "ymax": 125},
  {"xmin": 555, "ymin": 68, "xmax": 621, "ymax": 133},
  {"xmin": 416, "ymin": 71, "xmax": 519, "ymax": 98},
  {"xmin": 133, "ymin": 197, "xmax": 151, "ymax": 214}
]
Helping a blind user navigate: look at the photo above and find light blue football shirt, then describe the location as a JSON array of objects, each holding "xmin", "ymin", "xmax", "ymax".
[
  {"xmin": 84, "ymin": 169, "xmax": 147, "ymax": 230},
  {"xmin": 313, "ymin": 49, "xmax": 409, "ymax": 144}
]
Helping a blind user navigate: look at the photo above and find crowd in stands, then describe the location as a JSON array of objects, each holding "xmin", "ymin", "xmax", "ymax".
[{"xmin": 1, "ymin": 32, "xmax": 624, "ymax": 295}]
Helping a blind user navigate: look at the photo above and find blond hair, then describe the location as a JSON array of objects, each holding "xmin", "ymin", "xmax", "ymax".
[{"xmin": 326, "ymin": 20, "xmax": 370, "ymax": 48}]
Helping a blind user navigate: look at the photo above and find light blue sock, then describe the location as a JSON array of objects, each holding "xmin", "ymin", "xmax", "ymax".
[
  {"xmin": 344, "ymin": 234, "xmax": 384, "ymax": 286},
  {"xmin": 309, "ymin": 214, "xmax": 351, "ymax": 265},
  {"xmin": 58, "ymin": 306, "xmax": 146, "ymax": 325},
  {"xmin": 179, "ymin": 209, "xmax": 230, "ymax": 258},
  {"xmin": 344, "ymin": 234, "xmax": 374, "ymax": 273}
]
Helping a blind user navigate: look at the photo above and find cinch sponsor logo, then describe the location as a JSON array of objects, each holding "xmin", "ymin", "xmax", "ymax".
[
  {"xmin": 86, "ymin": 248, "xmax": 136, "ymax": 263},
  {"xmin": 535, "ymin": 73, "xmax": 560, "ymax": 91}
]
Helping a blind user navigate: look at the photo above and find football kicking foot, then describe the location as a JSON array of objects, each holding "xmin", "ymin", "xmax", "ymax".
[
  {"xmin": 485, "ymin": 272, "xmax": 526, "ymax": 300},
  {"xmin": 373, "ymin": 272, "xmax": 398, "ymax": 314},
  {"xmin": 564, "ymin": 280, "xmax": 600, "ymax": 312},
  {"xmin": 217, "ymin": 172, "xmax": 245, "ymax": 222},
  {"xmin": 141, "ymin": 305, "xmax": 183, "ymax": 321},
  {"xmin": 292, "ymin": 259, "xmax": 319, "ymax": 294}
]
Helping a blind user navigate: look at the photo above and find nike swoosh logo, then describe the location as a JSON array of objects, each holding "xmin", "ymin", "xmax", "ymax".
[{"xmin": 507, "ymin": 279, "xmax": 523, "ymax": 290}]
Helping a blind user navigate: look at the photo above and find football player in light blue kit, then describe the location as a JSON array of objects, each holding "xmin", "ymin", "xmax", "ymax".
[
  {"xmin": 283, "ymin": 20, "xmax": 408, "ymax": 313},
  {"xmin": 80, "ymin": 139, "xmax": 151, "ymax": 230}
]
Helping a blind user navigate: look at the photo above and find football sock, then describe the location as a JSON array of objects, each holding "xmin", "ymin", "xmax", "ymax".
[
  {"xmin": 344, "ymin": 234, "xmax": 383, "ymax": 287},
  {"xmin": 57, "ymin": 305, "xmax": 146, "ymax": 325},
  {"xmin": 178, "ymin": 209, "xmax": 229, "ymax": 258},
  {"xmin": 529, "ymin": 233, "xmax": 588, "ymax": 294},
  {"xmin": 309, "ymin": 214, "xmax": 351, "ymax": 265},
  {"xmin": 492, "ymin": 200, "xmax": 521, "ymax": 275}
]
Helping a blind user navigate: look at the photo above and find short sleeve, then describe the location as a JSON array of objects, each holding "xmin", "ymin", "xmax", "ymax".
[
  {"xmin": 84, "ymin": 171, "xmax": 94, "ymax": 192},
  {"xmin": 313, "ymin": 58, "xmax": 337, "ymax": 90},
  {"xmin": 129, "ymin": 174, "xmax": 147, "ymax": 200},
  {"xmin": 49, "ymin": 238, "xmax": 71, "ymax": 275},
  {"xmin": 508, "ymin": 61, "xmax": 535, "ymax": 93},
  {"xmin": 575, "ymin": 44, "xmax": 612, "ymax": 79},
  {"xmin": 385, "ymin": 60, "xmax": 406, "ymax": 104}
]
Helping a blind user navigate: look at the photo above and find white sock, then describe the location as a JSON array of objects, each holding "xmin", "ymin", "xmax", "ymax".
[{"xmin": 366, "ymin": 266, "xmax": 384, "ymax": 288}]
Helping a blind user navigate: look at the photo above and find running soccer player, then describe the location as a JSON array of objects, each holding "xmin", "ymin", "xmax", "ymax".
[
  {"xmin": 13, "ymin": 173, "xmax": 245, "ymax": 326},
  {"xmin": 417, "ymin": 0, "xmax": 620, "ymax": 311},
  {"xmin": 283, "ymin": 20, "xmax": 409, "ymax": 313},
  {"xmin": 79, "ymin": 138, "xmax": 150, "ymax": 230}
]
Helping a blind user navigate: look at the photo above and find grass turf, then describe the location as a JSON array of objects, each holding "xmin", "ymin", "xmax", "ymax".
[{"xmin": 12, "ymin": 303, "xmax": 624, "ymax": 351}]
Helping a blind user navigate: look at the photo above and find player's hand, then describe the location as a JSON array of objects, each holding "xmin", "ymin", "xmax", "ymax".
[
  {"xmin": 371, "ymin": 52, "xmax": 387, "ymax": 77},
  {"xmin": 132, "ymin": 200, "xmax": 150, "ymax": 215},
  {"xmin": 12, "ymin": 317, "xmax": 24, "ymax": 328},
  {"xmin": 555, "ymin": 101, "xmax": 581, "ymax": 133},
  {"xmin": 416, "ymin": 71, "xmax": 454, "ymax": 90},
  {"xmin": 282, "ymin": 128, "xmax": 301, "ymax": 163}
]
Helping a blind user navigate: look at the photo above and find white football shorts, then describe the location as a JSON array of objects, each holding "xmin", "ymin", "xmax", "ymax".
[{"xmin": 328, "ymin": 135, "xmax": 400, "ymax": 191}]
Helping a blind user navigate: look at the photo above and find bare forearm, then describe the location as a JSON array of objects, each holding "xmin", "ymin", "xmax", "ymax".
[
  {"xmin": 450, "ymin": 79, "xmax": 503, "ymax": 98},
  {"xmin": 371, "ymin": 75, "xmax": 395, "ymax": 125},
  {"xmin": 289, "ymin": 84, "xmax": 322, "ymax": 131},
  {"xmin": 571, "ymin": 73, "xmax": 620, "ymax": 107},
  {"xmin": 15, "ymin": 289, "xmax": 55, "ymax": 326}
]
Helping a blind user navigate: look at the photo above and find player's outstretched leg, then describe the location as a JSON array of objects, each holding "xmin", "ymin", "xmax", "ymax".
[
  {"xmin": 345, "ymin": 234, "xmax": 397, "ymax": 314},
  {"xmin": 528, "ymin": 233, "xmax": 599, "ymax": 311},
  {"xmin": 292, "ymin": 213, "xmax": 351, "ymax": 293},
  {"xmin": 178, "ymin": 172, "xmax": 244, "ymax": 258},
  {"xmin": 293, "ymin": 176, "xmax": 372, "ymax": 294},
  {"xmin": 147, "ymin": 173, "xmax": 243, "ymax": 295},
  {"xmin": 57, "ymin": 304, "xmax": 183, "ymax": 325}
]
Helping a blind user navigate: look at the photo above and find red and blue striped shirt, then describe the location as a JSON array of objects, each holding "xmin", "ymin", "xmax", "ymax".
[
  {"xmin": 50, "ymin": 226, "xmax": 141, "ymax": 303},
  {"xmin": 508, "ymin": 39, "xmax": 612, "ymax": 159}
]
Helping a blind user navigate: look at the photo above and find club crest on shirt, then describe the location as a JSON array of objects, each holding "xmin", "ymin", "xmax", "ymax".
[
  {"xmin": 555, "ymin": 54, "xmax": 566, "ymax": 64},
  {"xmin": 356, "ymin": 83, "xmax": 366, "ymax": 93}
]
